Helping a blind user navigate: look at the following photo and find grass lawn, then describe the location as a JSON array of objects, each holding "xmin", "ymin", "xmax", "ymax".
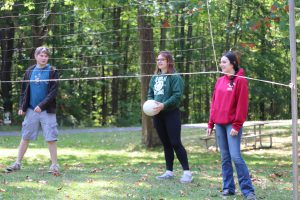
[
  {"xmin": 0, "ymin": 125, "xmax": 20, "ymax": 132},
  {"xmin": 0, "ymin": 127, "xmax": 295, "ymax": 199}
]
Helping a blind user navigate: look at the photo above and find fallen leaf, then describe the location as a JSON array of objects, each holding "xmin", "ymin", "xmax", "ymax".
[
  {"xmin": 134, "ymin": 182, "xmax": 140, "ymax": 186},
  {"xmin": 87, "ymin": 179, "xmax": 94, "ymax": 183},
  {"xmin": 274, "ymin": 172, "xmax": 283, "ymax": 177},
  {"xmin": 139, "ymin": 174, "xmax": 148, "ymax": 182},
  {"xmin": 89, "ymin": 168, "xmax": 103, "ymax": 173},
  {"xmin": 269, "ymin": 173, "xmax": 277, "ymax": 180},
  {"xmin": 179, "ymin": 190, "xmax": 186, "ymax": 197},
  {"xmin": 51, "ymin": 171, "xmax": 61, "ymax": 177},
  {"xmin": 57, "ymin": 186, "xmax": 63, "ymax": 191},
  {"xmin": 38, "ymin": 180, "xmax": 48, "ymax": 184},
  {"xmin": 25, "ymin": 176, "xmax": 33, "ymax": 182}
]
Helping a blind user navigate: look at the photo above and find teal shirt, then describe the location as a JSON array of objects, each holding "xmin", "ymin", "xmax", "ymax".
[
  {"xmin": 29, "ymin": 64, "xmax": 50, "ymax": 110},
  {"xmin": 147, "ymin": 74, "xmax": 184, "ymax": 111}
]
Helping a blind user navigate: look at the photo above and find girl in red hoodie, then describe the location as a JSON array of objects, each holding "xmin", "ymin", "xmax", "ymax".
[{"xmin": 207, "ymin": 51, "xmax": 256, "ymax": 200}]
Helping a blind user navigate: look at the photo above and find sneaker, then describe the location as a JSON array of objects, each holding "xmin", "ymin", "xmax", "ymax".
[
  {"xmin": 156, "ymin": 172, "xmax": 174, "ymax": 180},
  {"xmin": 6, "ymin": 162, "xmax": 21, "ymax": 172},
  {"xmin": 180, "ymin": 174, "xmax": 193, "ymax": 183},
  {"xmin": 48, "ymin": 164, "xmax": 59, "ymax": 174},
  {"xmin": 246, "ymin": 193, "xmax": 256, "ymax": 200},
  {"xmin": 222, "ymin": 189, "xmax": 235, "ymax": 196}
]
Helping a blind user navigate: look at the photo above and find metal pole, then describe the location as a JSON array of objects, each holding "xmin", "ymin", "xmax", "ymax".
[{"xmin": 288, "ymin": 0, "xmax": 298, "ymax": 199}]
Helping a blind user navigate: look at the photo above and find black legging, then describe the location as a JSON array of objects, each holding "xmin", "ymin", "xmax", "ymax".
[{"xmin": 153, "ymin": 108, "xmax": 189, "ymax": 171}]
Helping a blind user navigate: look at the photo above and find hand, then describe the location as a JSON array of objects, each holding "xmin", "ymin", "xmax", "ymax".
[
  {"xmin": 230, "ymin": 128, "xmax": 238, "ymax": 136},
  {"xmin": 18, "ymin": 109, "xmax": 25, "ymax": 116},
  {"xmin": 207, "ymin": 128, "xmax": 213, "ymax": 136},
  {"xmin": 34, "ymin": 106, "xmax": 41, "ymax": 113},
  {"xmin": 153, "ymin": 101, "xmax": 164, "ymax": 114}
]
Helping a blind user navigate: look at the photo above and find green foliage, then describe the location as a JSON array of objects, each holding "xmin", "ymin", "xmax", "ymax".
[{"xmin": 0, "ymin": 0, "xmax": 298, "ymax": 126}]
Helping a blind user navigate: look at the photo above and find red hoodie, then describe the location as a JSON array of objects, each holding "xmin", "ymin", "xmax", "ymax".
[{"xmin": 208, "ymin": 68, "xmax": 248, "ymax": 131}]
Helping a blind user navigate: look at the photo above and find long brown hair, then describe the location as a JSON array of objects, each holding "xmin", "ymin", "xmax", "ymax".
[
  {"xmin": 154, "ymin": 51, "xmax": 176, "ymax": 74},
  {"xmin": 223, "ymin": 51, "xmax": 240, "ymax": 86}
]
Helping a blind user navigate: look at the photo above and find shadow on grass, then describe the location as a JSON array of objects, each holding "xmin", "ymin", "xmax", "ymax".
[{"xmin": 0, "ymin": 128, "xmax": 295, "ymax": 199}]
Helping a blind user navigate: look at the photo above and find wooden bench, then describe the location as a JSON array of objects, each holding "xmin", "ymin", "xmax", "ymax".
[
  {"xmin": 198, "ymin": 121, "xmax": 271, "ymax": 150},
  {"xmin": 242, "ymin": 132, "xmax": 273, "ymax": 148},
  {"xmin": 200, "ymin": 135, "xmax": 218, "ymax": 150},
  {"xmin": 242, "ymin": 121, "xmax": 273, "ymax": 148}
]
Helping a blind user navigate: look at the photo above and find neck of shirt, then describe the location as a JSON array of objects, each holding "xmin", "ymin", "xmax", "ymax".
[{"xmin": 36, "ymin": 64, "xmax": 48, "ymax": 69}]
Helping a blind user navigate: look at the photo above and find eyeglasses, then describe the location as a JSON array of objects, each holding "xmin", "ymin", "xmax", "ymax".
[{"xmin": 156, "ymin": 58, "xmax": 166, "ymax": 62}]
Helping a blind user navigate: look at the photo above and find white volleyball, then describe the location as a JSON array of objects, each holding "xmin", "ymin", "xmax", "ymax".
[{"xmin": 143, "ymin": 100, "xmax": 158, "ymax": 116}]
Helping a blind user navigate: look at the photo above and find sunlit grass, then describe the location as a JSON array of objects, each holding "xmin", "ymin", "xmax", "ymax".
[{"xmin": 0, "ymin": 127, "xmax": 296, "ymax": 199}]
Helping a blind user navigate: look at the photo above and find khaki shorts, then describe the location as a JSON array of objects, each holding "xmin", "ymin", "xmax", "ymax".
[{"xmin": 21, "ymin": 109, "xmax": 58, "ymax": 141}]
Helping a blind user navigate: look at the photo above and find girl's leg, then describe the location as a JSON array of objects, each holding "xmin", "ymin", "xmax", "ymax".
[
  {"xmin": 215, "ymin": 124, "xmax": 235, "ymax": 193},
  {"xmin": 225, "ymin": 124, "xmax": 255, "ymax": 197},
  {"xmin": 165, "ymin": 109, "xmax": 189, "ymax": 170},
  {"xmin": 154, "ymin": 113, "xmax": 174, "ymax": 171}
]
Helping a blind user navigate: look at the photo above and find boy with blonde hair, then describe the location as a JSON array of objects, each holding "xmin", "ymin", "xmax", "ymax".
[{"xmin": 6, "ymin": 47, "xmax": 59, "ymax": 174}]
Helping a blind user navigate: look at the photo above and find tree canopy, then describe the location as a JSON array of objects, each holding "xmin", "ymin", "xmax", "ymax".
[{"xmin": 0, "ymin": 0, "xmax": 299, "ymax": 128}]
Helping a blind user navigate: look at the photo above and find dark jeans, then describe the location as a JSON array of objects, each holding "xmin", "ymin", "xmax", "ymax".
[{"xmin": 153, "ymin": 108, "xmax": 189, "ymax": 171}]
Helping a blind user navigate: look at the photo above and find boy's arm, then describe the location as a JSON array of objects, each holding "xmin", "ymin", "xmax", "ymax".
[{"xmin": 18, "ymin": 70, "xmax": 28, "ymax": 112}]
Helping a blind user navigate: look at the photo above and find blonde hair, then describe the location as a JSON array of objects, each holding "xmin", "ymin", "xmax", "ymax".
[{"xmin": 34, "ymin": 47, "xmax": 50, "ymax": 56}]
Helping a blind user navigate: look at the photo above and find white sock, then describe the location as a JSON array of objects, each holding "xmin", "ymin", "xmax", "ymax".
[
  {"xmin": 166, "ymin": 170, "xmax": 173, "ymax": 176},
  {"xmin": 183, "ymin": 170, "xmax": 191, "ymax": 176}
]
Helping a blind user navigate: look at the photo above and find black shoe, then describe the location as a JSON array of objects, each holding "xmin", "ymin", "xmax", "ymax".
[{"xmin": 222, "ymin": 189, "xmax": 235, "ymax": 196}]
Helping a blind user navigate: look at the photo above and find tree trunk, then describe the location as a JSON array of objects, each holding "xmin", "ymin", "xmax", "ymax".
[
  {"xmin": 137, "ymin": 3, "xmax": 160, "ymax": 147},
  {"xmin": 29, "ymin": 0, "xmax": 54, "ymax": 61},
  {"xmin": 259, "ymin": 102, "xmax": 265, "ymax": 120},
  {"xmin": 0, "ymin": 18, "xmax": 14, "ymax": 115},
  {"xmin": 182, "ymin": 19, "xmax": 192, "ymax": 123},
  {"xmin": 159, "ymin": 0, "xmax": 168, "ymax": 51},
  {"xmin": 178, "ymin": 4, "xmax": 186, "ymax": 121},
  {"xmin": 233, "ymin": 2, "xmax": 241, "ymax": 46},
  {"xmin": 174, "ymin": 14, "xmax": 179, "ymax": 58},
  {"xmin": 225, "ymin": 0, "xmax": 233, "ymax": 50},
  {"xmin": 178, "ymin": 9, "xmax": 185, "ymax": 72},
  {"xmin": 111, "ymin": 7, "xmax": 121, "ymax": 115},
  {"xmin": 101, "ymin": 64, "xmax": 108, "ymax": 126},
  {"xmin": 120, "ymin": 23, "xmax": 130, "ymax": 116}
]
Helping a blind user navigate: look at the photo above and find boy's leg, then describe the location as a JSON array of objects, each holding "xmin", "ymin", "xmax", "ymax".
[
  {"xmin": 47, "ymin": 141, "xmax": 59, "ymax": 173},
  {"xmin": 40, "ymin": 111, "xmax": 59, "ymax": 172},
  {"xmin": 47, "ymin": 141, "xmax": 58, "ymax": 165},
  {"xmin": 16, "ymin": 139, "xmax": 30, "ymax": 163},
  {"xmin": 6, "ymin": 109, "xmax": 40, "ymax": 172},
  {"xmin": 19, "ymin": 109, "xmax": 40, "ymax": 161},
  {"xmin": 6, "ymin": 139, "xmax": 30, "ymax": 172}
]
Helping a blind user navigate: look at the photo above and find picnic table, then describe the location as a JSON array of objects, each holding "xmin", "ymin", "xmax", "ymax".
[{"xmin": 193, "ymin": 121, "xmax": 272, "ymax": 150}]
